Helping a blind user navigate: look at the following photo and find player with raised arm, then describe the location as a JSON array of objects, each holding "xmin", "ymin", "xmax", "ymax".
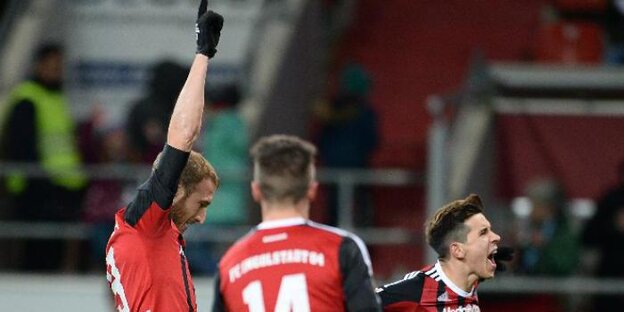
[
  {"xmin": 212, "ymin": 135, "xmax": 381, "ymax": 312},
  {"xmin": 105, "ymin": 1, "xmax": 223, "ymax": 311},
  {"xmin": 376, "ymin": 194, "xmax": 513, "ymax": 312}
]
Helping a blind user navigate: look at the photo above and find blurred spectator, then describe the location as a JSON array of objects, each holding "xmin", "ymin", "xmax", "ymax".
[
  {"xmin": 313, "ymin": 63, "xmax": 379, "ymax": 226},
  {"xmin": 517, "ymin": 178, "xmax": 580, "ymax": 276},
  {"xmin": 201, "ymin": 83, "xmax": 249, "ymax": 225},
  {"xmin": 507, "ymin": 178, "xmax": 581, "ymax": 312},
  {"xmin": 582, "ymin": 160, "xmax": 624, "ymax": 310},
  {"xmin": 604, "ymin": 0, "xmax": 624, "ymax": 64},
  {"xmin": 80, "ymin": 124, "xmax": 129, "ymax": 271},
  {"xmin": 125, "ymin": 60, "xmax": 188, "ymax": 163},
  {"xmin": 186, "ymin": 82, "xmax": 250, "ymax": 275},
  {"xmin": 0, "ymin": 43, "xmax": 87, "ymax": 271}
]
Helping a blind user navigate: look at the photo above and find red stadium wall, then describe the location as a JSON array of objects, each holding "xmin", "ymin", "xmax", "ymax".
[
  {"xmin": 495, "ymin": 114, "xmax": 624, "ymax": 199},
  {"xmin": 334, "ymin": 0, "xmax": 544, "ymax": 169},
  {"xmin": 329, "ymin": 0, "xmax": 546, "ymax": 277}
]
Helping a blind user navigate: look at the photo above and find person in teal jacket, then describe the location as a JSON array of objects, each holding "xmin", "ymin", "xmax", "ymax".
[
  {"xmin": 202, "ymin": 83, "xmax": 249, "ymax": 225},
  {"xmin": 186, "ymin": 83, "xmax": 249, "ymax": 274},
  {"xmin": 518, "ymin": 178, "xmax": 580, "ymax": 276}
]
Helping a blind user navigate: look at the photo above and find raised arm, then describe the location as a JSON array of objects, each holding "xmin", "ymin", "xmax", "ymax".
[
  {"xmin": 124, "ymin": 1, "xmax": 223, "ymax": 226},
  {"xmin": 167, "ymin": 0, "xmax": 223, "ymax": 151},
  {"xmin": 167, "ymin": 55, "xmax": 208, "ymax": 151}
]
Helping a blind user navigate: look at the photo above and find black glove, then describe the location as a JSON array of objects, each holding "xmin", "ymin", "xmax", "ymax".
[
  {"xmin": 195, "ymin": 0, "xmax": 224, "ymax": 58},
  {"xmin": 494, "ymin": 246, "xmax": 515, "ymax": 272}
]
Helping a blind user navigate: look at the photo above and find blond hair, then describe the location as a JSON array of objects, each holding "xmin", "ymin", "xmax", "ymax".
[{"xmin": 154, "ymin": 150, "xmax": 219, "ymax": 196}]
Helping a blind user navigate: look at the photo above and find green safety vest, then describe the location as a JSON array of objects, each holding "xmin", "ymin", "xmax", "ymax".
[{"xmin": 2, "ymin": 81, "xmax": 87, "ymax": 193}]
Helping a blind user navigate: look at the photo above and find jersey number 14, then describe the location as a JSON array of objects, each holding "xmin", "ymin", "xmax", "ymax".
[{"xmin": 242, "ymin": 273, "xmax": 310, "ymax": 312}]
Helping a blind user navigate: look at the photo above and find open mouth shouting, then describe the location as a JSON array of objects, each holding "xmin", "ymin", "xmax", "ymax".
[{"xmin": 487, "ymin": 248, "xmax": 497, "ymax": 271}]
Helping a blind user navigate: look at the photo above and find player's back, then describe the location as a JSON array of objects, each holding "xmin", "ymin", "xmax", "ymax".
[{"xmin": 214, "ymin": 217, "xmax": 378, "ymax": 312}]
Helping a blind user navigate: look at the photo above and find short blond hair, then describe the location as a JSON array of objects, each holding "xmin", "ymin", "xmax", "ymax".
[{"xmin": 154, "ymin": 150, "xmax": 219, "ymax": 196}]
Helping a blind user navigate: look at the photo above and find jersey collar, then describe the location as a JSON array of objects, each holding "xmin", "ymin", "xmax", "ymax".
[
  {"xmin": 435, "ymin": 260, "xmax": 475, "ymax": 298},
  {"xmin": 257, "ymin": 217, "xmax": 307, "ymax": 230}
]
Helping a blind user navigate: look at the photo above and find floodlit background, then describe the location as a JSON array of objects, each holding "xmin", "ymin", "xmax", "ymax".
[{"xmin": 1, "ymin": 0, "xmax": 624, "ymax": 311}]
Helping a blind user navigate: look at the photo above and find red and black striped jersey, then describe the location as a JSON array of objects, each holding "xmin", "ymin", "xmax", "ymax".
[
  {"xmin": 376, "ymin": 261, "xmax": 480, "ymax": 312},
  {"xmin": 105, "ymin": 145, "xmax": 197, "ymax": 312},
  {"xmin": 212, "ymin": 218, "xmax": 381, "ymax": 312}
]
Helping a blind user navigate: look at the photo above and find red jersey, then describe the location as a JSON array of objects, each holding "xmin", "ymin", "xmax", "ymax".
[
  {"xmin": 212, "ymin": 218, "xmax": 381, "ymax": 312},
  {"xmin": 376, "ymin": 262, "xmax": 480, "ymax": 312},
  {"xmin": 105, "ymin": 146, "xmax": 196, "ymax": 312}
]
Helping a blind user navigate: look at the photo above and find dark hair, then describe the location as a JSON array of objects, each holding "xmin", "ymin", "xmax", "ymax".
[
  {"xmin": 250, "ymin": 135, "xmax": 316, "ymax": 203},
  {"xmin": 207, "ymin": 83, "xmax": 241, "ymax": 108},
  {"xmin": 148, "ymin": 60, "xmax": 189, "ymax": 106},
  {"xmin": 34, "ymin": 43, "xmax": 62, "ymax": 63},
  {"xmin": 425, "ymin": 194, "xmax": 484, "ymax": 259}
]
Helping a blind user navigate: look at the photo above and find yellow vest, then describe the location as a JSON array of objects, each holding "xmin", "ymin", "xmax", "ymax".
[{"xmin": 3, "ymin": 81, "xmax": 87, "ymax": 193}]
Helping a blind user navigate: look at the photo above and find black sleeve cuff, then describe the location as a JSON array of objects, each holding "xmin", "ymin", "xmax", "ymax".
[
  {"xmin": 156, "ymin": 145, "xmax": 190, "ymax": 190},
  {"xmin": 124, "ymin": 145, "xmax": 190, "ymax": 223},
  {"xmin": 152, "ymin": 144, "xmax": 190, "ymax": 208}
]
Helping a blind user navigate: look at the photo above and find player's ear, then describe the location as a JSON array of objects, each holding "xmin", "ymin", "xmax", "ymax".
[
  {"xmin": 251, "ymin": 181, "xmax": 263, "ymax": 203},
  {"xmin": 307, "ymin": 181, "xmax": 319, "ymax": 202},
  {"xmin": 449, "ymin": 241, "xmax": 466, "ymax": 260},
  {"xmin": 173, "ymin": 185, "xmax": 187, "ymax": 206}
]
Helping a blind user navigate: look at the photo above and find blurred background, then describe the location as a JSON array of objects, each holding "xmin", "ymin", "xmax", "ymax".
[{"xmin": 1, "ymin": 0, "xmax": 624, "ymax": 311}]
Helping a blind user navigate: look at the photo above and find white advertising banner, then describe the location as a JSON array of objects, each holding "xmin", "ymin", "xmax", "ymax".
[{"xmin": 63, "ymin": 0, "xmax": 261, "ymax": 124}]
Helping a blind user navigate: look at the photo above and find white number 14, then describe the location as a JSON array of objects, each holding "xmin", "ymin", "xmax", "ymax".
[{"xmin": 242, "ymin": 273, "xmax": 310, "ymax": 312}]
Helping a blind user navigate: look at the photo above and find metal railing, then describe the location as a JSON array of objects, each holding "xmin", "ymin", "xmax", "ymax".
[
  {"xmin": 0, "ymin": 162, "xmax": 423, "ymax": 245},
  {"xmin": 479, "ymin": 276, "xmax": 624, "ymax": 295}
]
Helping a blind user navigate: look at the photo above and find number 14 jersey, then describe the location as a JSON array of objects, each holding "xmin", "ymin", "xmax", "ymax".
[{"xmin": 212, "ymin": 217, "xmax": 381, "ymax": 312}]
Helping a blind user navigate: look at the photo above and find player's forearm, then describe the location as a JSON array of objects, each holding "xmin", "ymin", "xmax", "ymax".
[{"xmin": 167, "ymin": 54, "xmax": 209, "ymax": 151}]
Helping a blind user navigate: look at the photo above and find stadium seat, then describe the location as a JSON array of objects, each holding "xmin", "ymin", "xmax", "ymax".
[{"xmin": 534, "ymin": 21, "xmax": 604, "ymax": 64}]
